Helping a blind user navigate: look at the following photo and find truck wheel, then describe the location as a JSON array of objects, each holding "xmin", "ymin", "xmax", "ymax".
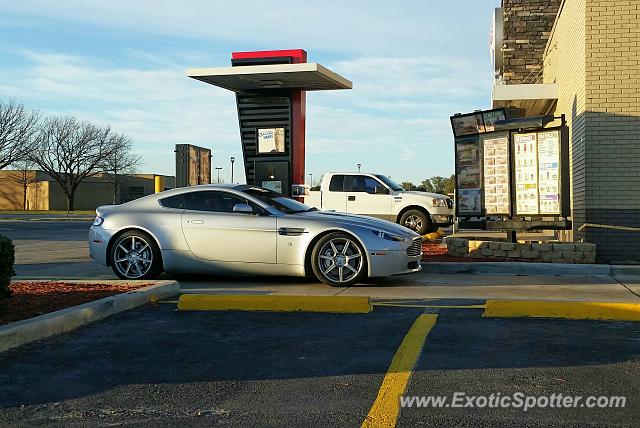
[
  {"xmin": 311, "ymin": 232, "xmax": 366, "ymax": 287},
  {"xmin": 400, "ymin": 209, "xmax": 433, "ymax": 235}
]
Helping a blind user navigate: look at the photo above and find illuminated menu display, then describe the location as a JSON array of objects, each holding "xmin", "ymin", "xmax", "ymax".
[
  {"xmin": 482, "ymin": 134, "xmax": 510, "ymax": 214},
  {"xmin": 514, "ymin": 133, "xmax": 539, "ymax": 215},
  {"xmin": 455, "ymin": 139, "xmax": 482, "ymax": 215},
  {"xmin": 537, "ymin": 130, "xmax": 561, "ymax": 214}
]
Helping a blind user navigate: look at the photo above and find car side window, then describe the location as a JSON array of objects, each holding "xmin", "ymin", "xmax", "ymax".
[
  {"xmin": 184, "ymin": 191, "xmax": 246, "ymax": 213},
  {"xmin": 329, "ymin": 175, "xmax": 346, "ymax": 191},
  {"xmin": 160, "ymin": 194, "xmax": 185, "ymax": 209}
]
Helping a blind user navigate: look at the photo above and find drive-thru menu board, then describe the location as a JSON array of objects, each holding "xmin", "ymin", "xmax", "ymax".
[
  {"xmin": 514, "ymin": 133, "xmax": 539, "ymax": 215},
  {"xmin": 482, "ymin": 134, "xmax": 510, "ymax": 215},
  {"xmin": 537, "ymin": 130, "xmax": 561, "ymax": 214},
  {"xmin": 455, "ymin": 139, "xmax": 482, "ymax": 215}
]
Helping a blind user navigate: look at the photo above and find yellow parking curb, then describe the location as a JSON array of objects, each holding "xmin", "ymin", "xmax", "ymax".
[
  {"xmin": 484, "ymin": 300, "xmax": 640, "ymax": 321},
  {"xmin": 178, "ymin": 294, "xmax": 372, "ymax": 313},
  {"xmin": 422, "ymin": 232, "xmax": 440, "ymax": 241}
]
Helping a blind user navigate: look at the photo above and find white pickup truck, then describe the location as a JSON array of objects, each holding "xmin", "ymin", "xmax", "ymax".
[{"xmin": 304, "ymin": 172, "xmax": 454, "ymax": 235}]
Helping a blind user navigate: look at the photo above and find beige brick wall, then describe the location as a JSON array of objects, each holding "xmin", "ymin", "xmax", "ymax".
[
  {"xmin": 543, "ymin": 0, "xmax": 587, "ymax": 241},
  {"xmin": 543, "ymin": 0, "xmax": 640, "ymax": 262}
]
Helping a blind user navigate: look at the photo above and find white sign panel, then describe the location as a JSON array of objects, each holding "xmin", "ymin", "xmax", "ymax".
[
  {"xmin": 482, "ymin": 134, "xmax": 510, "ymax": 215},
  {"xmin": 537, "ymin": 130, "xmax": 561, "ymax": 214},
  {"xmin": 257, "ymin": 128, "xmax": 285, "ymax": 153},
  {"xmin": 514, "ymin": 133, "xmax": 539, "ymax": 215}
]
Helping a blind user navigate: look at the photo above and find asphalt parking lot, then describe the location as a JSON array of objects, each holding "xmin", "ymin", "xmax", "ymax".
[{"xmin": 0, "ymin": 301, "xmax": 638, "ymax": 426}]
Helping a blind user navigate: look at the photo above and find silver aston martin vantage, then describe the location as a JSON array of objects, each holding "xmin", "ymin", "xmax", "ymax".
[{"xmin": 88, "ymin": 184, "xmax": 423, "ymax": 286}]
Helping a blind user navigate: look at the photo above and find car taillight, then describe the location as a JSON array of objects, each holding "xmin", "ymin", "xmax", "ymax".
[{"xmin": 93, "ymin": 216, "xmax": 104, "ymax": 226}]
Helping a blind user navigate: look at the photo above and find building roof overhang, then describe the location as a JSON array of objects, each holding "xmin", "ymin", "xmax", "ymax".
[
  {"xmin": 187, "ymin": 63, "xmax": 352, "ymax": 92},
  {"xmin": 492, "ymin": 83, "xmax": 559, "ymax": 116}
]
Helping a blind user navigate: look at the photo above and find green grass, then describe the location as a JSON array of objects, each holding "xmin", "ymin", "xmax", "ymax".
[{"xmin": 0, "ymin": 210, "xmax": 94, "ymax": 215}]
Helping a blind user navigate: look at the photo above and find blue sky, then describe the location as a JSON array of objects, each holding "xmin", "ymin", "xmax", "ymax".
[{"xmin": 1, "ymin": 0, "xmax": 499, "ymax": 184}]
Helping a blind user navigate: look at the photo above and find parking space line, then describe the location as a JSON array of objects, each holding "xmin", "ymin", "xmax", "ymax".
[
  {"xmin": 362, "ymin": 313, "xmax": 438, "ymax": 428},
  {"xmin": 484, "ymin": 300, "xmax": 640, "ymax": 321}
]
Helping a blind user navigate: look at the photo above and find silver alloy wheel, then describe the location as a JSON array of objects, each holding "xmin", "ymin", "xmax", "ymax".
[
  {"xmin": 317, "ymin": 237, "xmax": 363, "ymax": 283},
  {"xmin": 404, "ymin": 215, "xmax": 423, "ymax": 232},
  {"xmin": 113, "ymin": 235, "xmax": 153, "ymax": 279}
]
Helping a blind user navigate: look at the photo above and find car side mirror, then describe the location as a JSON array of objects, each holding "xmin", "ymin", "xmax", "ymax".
[
  {"xmin": 375, "ymin": 186, "xmax": 389, "ymax": 195},
  {"xmin": 233, "ymin": 203, "xmax": 253, "ymax": 214}
]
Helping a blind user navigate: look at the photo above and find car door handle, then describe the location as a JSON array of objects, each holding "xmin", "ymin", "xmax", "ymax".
[
  {"xmin": 348, "ymin": 196, "xmax": 356, "ymax": 201},
  {"xmin": 188, "ymin": 219, "xmax": 204, "ymax": 224}
]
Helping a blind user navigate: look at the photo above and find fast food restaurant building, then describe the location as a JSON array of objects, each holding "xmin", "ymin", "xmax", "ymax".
[{"xmin": 490, "ymin": 0, "xmax": 640, "ymax": 263}]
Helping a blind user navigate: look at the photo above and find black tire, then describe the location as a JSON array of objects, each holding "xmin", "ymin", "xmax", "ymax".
[
  {"xmin": 399, "ymin": 209, "xmax": 433, "ymax": 235},
  {"xmin": 109, "ymin": 230, "xmax": 162, "ymax": 280},
  {"xmin": 311, "ymin": 232, "xmax": 367, "ymax": 287}
]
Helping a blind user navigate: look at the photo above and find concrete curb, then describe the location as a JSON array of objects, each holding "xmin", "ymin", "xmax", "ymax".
[
  {"xmin": 421, "ymin": 261, "xmax": 611, "ymax": 276},
  {"xmin": 0, "ymin": 280, "xmax": 180, "ymax": 353}
]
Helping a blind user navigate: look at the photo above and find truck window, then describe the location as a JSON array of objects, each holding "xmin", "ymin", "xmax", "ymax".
[
  {"xmin": 347, "ymin": 175, "xmax": 385, "ymax": 194},
  {"xmin": 329, "ymin": 175, "xmax": 346, "ymax": 191}
]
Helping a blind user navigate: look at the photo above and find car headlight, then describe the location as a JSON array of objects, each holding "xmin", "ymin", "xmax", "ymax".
[
  {"xmin": 92, "ymin": 216, "xmax": 104, "ymax": 226},
  {"xmin": 372, "ymin": 230, "xmax": 405, "ymax": 242},
  {"xmin": 432, "ymin": 198, "xmax": 447, "ymax": 208}
]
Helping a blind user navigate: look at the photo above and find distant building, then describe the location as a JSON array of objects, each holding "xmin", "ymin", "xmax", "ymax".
[
  {"xmin": 491, "ymin": 0, "xmax": 640, "ymax": 263},
  {"xmin": 0, "ymin": 170, "xmax": 175, "ymax": 210}
]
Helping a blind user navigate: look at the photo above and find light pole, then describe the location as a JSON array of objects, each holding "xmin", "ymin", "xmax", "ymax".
[
  {"xmin": 357, "ymin": 163, "xmax": 362, "ymax": 173},
  {"xmin": 309, "ymin": 173, "xmax": 313, "ymax": 186},
  {"xmin": 215, "ymin": 167, "xmax": 222, "ymax": 183},
  {"xmin": 230, "ymin": 156, "xmax": 235, "ymax": 183}
]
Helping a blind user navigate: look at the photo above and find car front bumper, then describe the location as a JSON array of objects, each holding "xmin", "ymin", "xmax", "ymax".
[
  {"xmin": 368, "ymin": 249, "xmax": 422, "ymax": 278},
  {"xmin": 430, "ymin": 214, "xmax": 454, "ymax": 227}
]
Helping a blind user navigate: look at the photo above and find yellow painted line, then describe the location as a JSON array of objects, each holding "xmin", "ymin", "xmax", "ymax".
[
  {"xmin": 362, "ymin": 314, "xmax": 438, "ymax": 428},
  {"xmin": 484, "ymin": 300, "xmax": 640, "ymax": 321},
  {"xmin": 177, "ymin": 294, "xmax": 371, "ymax": 313},
  {"xmin": 373, "ymin": 302, "xmax": 485, "ymax": 309}
]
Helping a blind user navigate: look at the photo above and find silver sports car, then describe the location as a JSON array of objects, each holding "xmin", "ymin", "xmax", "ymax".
[{"xmin": 88, "ymin": 184, "xmax": 423, "ymax": 286}]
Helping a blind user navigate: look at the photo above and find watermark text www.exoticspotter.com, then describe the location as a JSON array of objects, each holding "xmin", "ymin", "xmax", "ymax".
[{"xmin": 400, "ymin": 393, "xmax": 626, "ymax": 412}]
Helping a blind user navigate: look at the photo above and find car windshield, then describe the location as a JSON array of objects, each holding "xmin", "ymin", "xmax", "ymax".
[
  {"xmin": 241, "ymin": 186, "xmax": 315, "ymax": 214},
  {"xmin": 374, "ymin": 174, "xmax": 404, "ymax": 191}
]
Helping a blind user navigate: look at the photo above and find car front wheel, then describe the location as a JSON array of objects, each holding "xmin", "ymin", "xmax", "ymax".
[
  {"xmin": 311, "ymin": 232, "xmax": 367, "ymax": 287},
  {"xmin": 110, "ymin": 231, "xmax": 162, "ymax": 280}
]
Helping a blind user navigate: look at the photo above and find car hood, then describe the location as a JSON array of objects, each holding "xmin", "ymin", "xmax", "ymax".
[{"xmin": 289, "ymin": 210, "xmax": 419, "ymax": 238}]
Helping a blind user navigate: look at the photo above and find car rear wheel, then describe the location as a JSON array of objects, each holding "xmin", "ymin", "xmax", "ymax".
[
  {"xmin": 311, "ymin": 232, "xmax": 366, "ymax": 287},
  {"xmin": 400, "ymin": 209, "xmax": 434, "ymax": 235},
  {"xmin": 110, "ymin": 231, "xmax": 162, "ymax": 280}
]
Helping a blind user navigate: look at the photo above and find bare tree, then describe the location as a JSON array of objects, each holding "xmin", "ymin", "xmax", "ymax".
[
  {"xmin": 31, "ymin": 116, "xmax": 118, "ymax": 211},
  {"xmin": 5, "ymin": 160, "xmax": 38, "ymax": 210},
  {"xmin": 0, "ymin": 100, "xmax": 40, "ymax": 169},
  {"xmin": 103, "ymin": 133, "xmax": 142, "ymax": 204}
]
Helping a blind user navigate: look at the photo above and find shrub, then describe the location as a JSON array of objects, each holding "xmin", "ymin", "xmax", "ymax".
[{"xmin": 0, "ymin": 235, "xmax": 15, "ymax": 298}]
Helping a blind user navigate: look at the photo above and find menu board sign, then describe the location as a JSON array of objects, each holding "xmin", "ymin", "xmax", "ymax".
[
  {"xmin": 514, "ymin": 133, "xmax": 539, "ymax": 215},
  {"xmin": 482, "ymin": 134, "xmax": 510, "ymax": 214},
  {"xmin": 451, "ymin": 113, "xmax": 485, "ymax": 137},
  {"xmin": 537, "ymin": 130, "xmax": 561, "ymax": 214},
  {"xmin": 455, "ymin": 139, "xmax": 482, "ymax": 215},
  {"xmin": 482, "ymin": 110, "xmax": 506, "ymax": 132}
]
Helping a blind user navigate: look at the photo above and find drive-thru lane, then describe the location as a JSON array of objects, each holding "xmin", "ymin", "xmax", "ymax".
[{"xmin": 0, "ymin": 301, "xmax": 638, "ymax": 426}]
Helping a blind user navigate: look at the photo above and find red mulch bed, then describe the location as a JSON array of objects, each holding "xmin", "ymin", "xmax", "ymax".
[{"xmin": 0, "ymin": 282, "xmax": 150, "ymax": 326}]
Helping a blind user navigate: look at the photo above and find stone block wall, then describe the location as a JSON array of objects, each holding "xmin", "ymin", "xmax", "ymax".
[
  {"xmin": 446, "ymin": 237, "xmax": 596, "ymax": 264},
  {"xmin": 502, "ymin": 0, "xmax": 561, "ymax": 84}
]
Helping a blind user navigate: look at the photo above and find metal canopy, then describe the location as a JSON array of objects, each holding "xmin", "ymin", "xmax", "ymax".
[
  {"xmin": 187, "ymin": 63, "xmax": 352, "ymax": 92},
  {"xmin": 492, "ymin": 83, "xmax": 558, "ymax": 116}
]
